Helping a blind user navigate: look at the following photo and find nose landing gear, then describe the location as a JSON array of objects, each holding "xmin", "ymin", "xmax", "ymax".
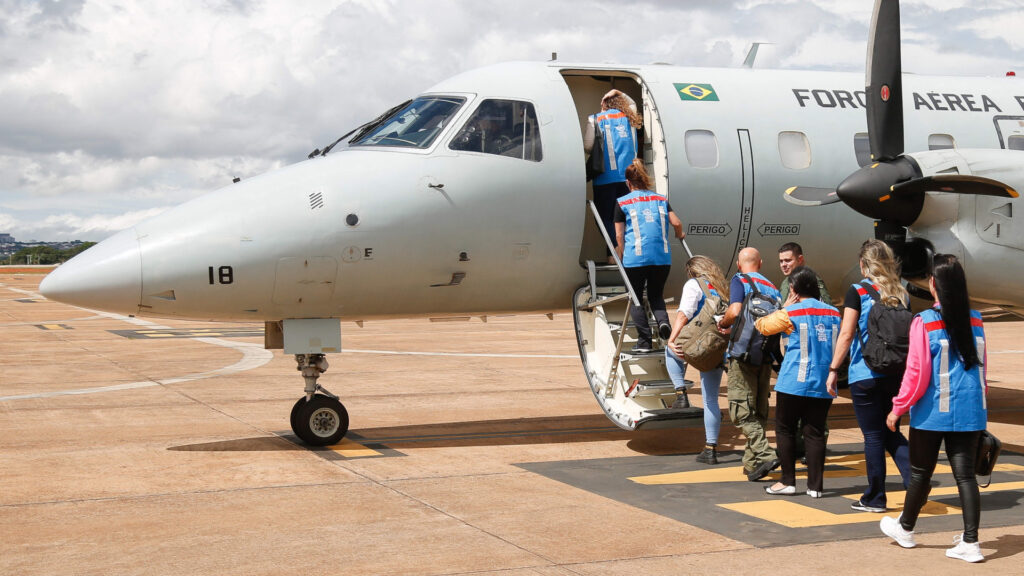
[{"xmin": 290, "ymin": 353, "xmax": 349, "ymax": 446}]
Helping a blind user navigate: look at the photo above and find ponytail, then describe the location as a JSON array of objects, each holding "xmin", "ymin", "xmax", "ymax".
[
  {"xmin": 625, "ymin": 159, "xmax": 652, "ymax": 191},
  {"xmin": 932, "ymin": 254, "xmax": 980, "ymax": 369}
]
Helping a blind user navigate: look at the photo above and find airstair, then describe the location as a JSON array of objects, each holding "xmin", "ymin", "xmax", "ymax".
[{"xmin": 573, "ymin": 201, "xmax": 704, "ymax": 431}]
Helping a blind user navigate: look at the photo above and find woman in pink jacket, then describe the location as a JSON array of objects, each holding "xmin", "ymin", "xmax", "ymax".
[{"xmin": 879, "ymin": 254, "xmax": 988, "ymax": 563}]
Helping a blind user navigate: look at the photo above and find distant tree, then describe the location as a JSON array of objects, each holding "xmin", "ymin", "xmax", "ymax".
[
  {"xmin": 11, "ymin": 243, "xmax": 96, "ymax": 265},
  {"xmin": 65, "ymin": 242, "xmax": 96, "ymax": 259},
  {"xmin": 13, "ymin": 246, "xmax": 62, "ymax": 265}
]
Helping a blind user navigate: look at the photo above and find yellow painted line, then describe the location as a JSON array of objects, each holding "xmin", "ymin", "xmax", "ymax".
[
  {"xmin": 719, "ymin": 498, "xmax": 958, "ymax": 528},
  {"xmin": 146, "ymin": 333, "xmax": 176, "ymax": 338},
  {"xmin": 839, "ymin": 480, "xmax": 1024, "ymax": 504},
  {"xmin": 632, "ymin": 453, "xmax": 870, "ymax": 485},
  {"xmin": 329, "ymin": 438, "xmax": 382, "ymax": 458},
  {"xmin": 631, "ymin": 456, "xmax": 1024, "ymax": 487}
]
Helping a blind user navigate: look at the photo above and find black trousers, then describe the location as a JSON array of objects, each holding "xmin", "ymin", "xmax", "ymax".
[
  {"xmin": 594, "ymin": 181, "xmax": 630, "ymax": 248},
  {"xmin": 900, "ymin": 428, "xmax": 982, "ymax": 543},
  {"xmin": 624, "ymin": 264, "xmax": 671, "ymax": 347},
  {"xmin": 774, "ymin": 391, "xmax": 832, "ymax": 491}
]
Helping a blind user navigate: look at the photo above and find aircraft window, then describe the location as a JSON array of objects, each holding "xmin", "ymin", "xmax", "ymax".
[
  {"xmin": 1008, "ymin": 135, "xmax": 1024, "ymax": 151},
  {"xmin": 449, "ymin": 99, "xmax": 543, "ymax": 161},
  {"xmin": 928, "ymin": 134, "xmax": 955, "ymax": 150},
  {"xmin": 684, "ymin": 130, "xmax": 718, "ymax": 168},
  {"xmin": 778, "ymin": 131, "xmax": 811, "ymax": 170},
  {"xmin": 854, "ymin": 132, "xmax": 871, "ymax": 167},
  {"xmin": 351, "ymin": 96, "xmax": 466, "ymax": 149}
]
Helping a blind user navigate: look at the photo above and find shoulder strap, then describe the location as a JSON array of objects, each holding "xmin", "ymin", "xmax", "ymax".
[
  {"xmin": 741, "ymin": 273, "xmax": 760, "ymax": 297},
  {"xmin": 860, "ymin": 280, "xmax": 880, "ymax": 303}
]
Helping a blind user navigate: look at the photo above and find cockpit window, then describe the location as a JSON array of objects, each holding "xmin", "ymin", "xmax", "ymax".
[
  {"xmin": 449, "ymin": 99, "xmax": 543, "ymax": 161},
  {"xmin": 351, "ymin": 96, "xmax": 466, "ymax": 148}
]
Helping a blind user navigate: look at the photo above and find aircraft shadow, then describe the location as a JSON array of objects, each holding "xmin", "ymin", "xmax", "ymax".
[{"xmin": 168, "ymin": 436, "xmax": 303, "ymax": 452}]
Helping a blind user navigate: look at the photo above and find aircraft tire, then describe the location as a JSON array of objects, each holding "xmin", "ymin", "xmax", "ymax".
[
  {"xmin": 293, "ymin": 394, "xmax": 349, "ymax": 446},
  {"xmin": 289, "ymin": 397, "xmax": 306, "ymax": 438}
]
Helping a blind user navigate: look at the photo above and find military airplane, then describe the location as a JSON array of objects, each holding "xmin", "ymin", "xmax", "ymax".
[{"xmin": 39, "ymin": 0, "xmax": 1021, "ymax": 443}]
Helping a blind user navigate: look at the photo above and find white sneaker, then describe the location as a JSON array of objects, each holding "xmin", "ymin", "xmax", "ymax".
[
  {"xmin": 880, "ymin": 515, "xmax": 916, "ymax": 548},
  {"xmin": 946, "ymin": 534, "xmax": 984, "ymax": 563}
]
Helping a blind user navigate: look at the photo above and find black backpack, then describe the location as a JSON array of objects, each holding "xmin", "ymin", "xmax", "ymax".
[
  {"xmin": 857, "ymin": 281, "xmax": 913, "ymax": 376},
  {"xmin": 727, "ymin": 274, "xmax": 781, "ymax": 366}
]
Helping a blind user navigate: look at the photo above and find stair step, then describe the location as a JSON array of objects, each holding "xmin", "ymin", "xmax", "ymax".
[{"xmin": 628, "ymin": 379, "xmax": 676, "ymax": 397}]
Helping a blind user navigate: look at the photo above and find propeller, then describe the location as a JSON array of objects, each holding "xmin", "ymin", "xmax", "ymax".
[{"xmin": 784, "ymin": 0, "xmax": 1018, "ymax": 235}]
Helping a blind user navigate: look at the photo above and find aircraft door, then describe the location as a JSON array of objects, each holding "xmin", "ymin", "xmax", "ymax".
[
  {"xmin": 993, "ymin": 115, "xmax": 1024, "ymax": 150},
  {"xmin": 728, "ymin": 129, "xmax": 755, "ymax": 274}
]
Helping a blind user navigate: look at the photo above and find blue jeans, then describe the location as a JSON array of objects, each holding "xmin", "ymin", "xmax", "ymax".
[
  {"xmin": 666, "ymin": 348, "xmax": 724, "ymax": 445},
  {"xmin": 849, "ymin": 377, "xmax": 912, "ymax": 508}
]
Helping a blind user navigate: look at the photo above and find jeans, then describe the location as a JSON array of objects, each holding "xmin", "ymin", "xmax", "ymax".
[
  {"xmin": 849, "ymin": 377, "xmax": 912, "ymax": 508},
  {"xmin": 774, "ymin": 391, "xmax": 832, "ymax": 492},
  {"xmin": 666, "ymin": 348, "xmax": 724, "ymax": 445},
  {"xmin": 900, "ymin": 429, "xmax": 982, "ymax": 543}
]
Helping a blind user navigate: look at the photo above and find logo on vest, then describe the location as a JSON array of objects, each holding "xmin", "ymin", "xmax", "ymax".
[
  {"xmin": 816, "ymin": 322, "xmax": 828, "ymax": 342},
  {"xmin": 615, "ymin": 124, "xmax": 629, "ymax": 138},
  {"xmin": 643, "ymin": 208, "xmax": 656, "ymax": 223}
]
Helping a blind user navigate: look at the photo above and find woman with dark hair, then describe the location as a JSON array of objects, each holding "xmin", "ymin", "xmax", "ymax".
[
  {"xmin": 826, "ymin": 239, "xmax": 912, "ymax": 512},
  {"xmin": 880, "ymin": 254, "xmax": 988, "ymax": 563},
  {"xmin": 755, "ymin": 266, "xmax": 840, "ymax": 497},
  {"xmin": 614, "ymin": 159, "xmax": 683, "ymax": 352}
]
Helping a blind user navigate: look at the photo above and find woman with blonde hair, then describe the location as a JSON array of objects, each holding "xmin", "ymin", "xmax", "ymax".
[
  {"xmin": 614, "ymin": 160, "xmax": 683, "ymax": 353},
  {"xmin": 585, "ymin": 89, "xmax": 642, "ymax": 254},
  {"xmin": 826, "ymin": 239, "xmax": 912, "ymax": 512},
  {"xmin": 666, "ymin": 255, "xmax": 729, "ymax": 464}
]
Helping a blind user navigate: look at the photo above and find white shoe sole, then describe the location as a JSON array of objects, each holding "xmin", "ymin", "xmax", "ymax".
[
  {"xmin": 946, "ymin": 549, "xmax": 984, "ymax": 562},
  {"xmin": 880, "ymin": 517, "xmax": 916, "ymax": 548}
]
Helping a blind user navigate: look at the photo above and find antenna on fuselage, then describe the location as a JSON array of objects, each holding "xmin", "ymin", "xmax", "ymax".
[{"xmin": 742, "ymin": 42, "xmax": 772, "ymax": 68}]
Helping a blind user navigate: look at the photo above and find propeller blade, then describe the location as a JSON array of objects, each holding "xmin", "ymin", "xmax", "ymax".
[
  {"xmin": 866, "ymin": 0, "xmax": 904, "ymax": 161},
  {"xmin": 784, "ymin": 186, "xmax": 841, "ymax": 206},
  {"xmin": 891, "ymin": 175, "xmax": 1020, "ymax": 198}
]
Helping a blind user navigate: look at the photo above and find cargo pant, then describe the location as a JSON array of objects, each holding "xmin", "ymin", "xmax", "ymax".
[{"xmin": 728, "ymin": 358, "xmax": 777, "ymax": 472}]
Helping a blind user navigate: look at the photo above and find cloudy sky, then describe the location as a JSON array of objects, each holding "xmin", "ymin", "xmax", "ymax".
[{"xmin": 1, "ymin": 0, "xmax": 1022, "ymax": 241}]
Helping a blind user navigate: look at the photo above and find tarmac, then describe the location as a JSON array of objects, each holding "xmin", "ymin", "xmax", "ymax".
[{"xmin": 3, "ymin": 268, "xmax": 1024, "ymax": 575}]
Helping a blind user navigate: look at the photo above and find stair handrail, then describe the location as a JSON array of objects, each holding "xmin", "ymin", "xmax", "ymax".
[{"xmin": 587, "ymin": 200, "xmax": 641, "ymax": 308}]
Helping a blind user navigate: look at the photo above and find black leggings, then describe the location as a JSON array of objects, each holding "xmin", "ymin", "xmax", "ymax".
[
  {"xmin": 624, "ymin": 265, "xmax": 671, "ymax": 347},
  {"xmin": 899, "ymin": 428, "xmax": 982, "ymax": 543},
  {"xmin": 774, "ymin": 391, "xmax": 832, "ymax": 491}
]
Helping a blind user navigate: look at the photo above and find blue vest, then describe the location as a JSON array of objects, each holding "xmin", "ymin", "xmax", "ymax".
[
  {"xmin": 909, "ymin": 307, "xmax": 987, "ymax": 432},
  {"xmin": 592, "ymin": 109, "xmax": 637, "ymax": 186},
  {"xmin": 775, "ymin": 299, "xmax": 841, "ymax": 399},
  {"xmin": 737, "ymin": 272, "xmax": 781, "ymax": 301},
  {"xmin": 694, "ymin": 277, "xmax": 721, "ymax": 315},
  {"xmin": 618, "ymin": 190, "xmax": 671, "ymax": 267},
  {"xmin": 848, "ymin": 280, "xmax": 887, "ymax": 383}
]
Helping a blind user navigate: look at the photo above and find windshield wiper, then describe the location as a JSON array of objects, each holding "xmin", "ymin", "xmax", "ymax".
[{"xmin": 308, "ymin": 99, "xmax": 413, "ymax": 159}]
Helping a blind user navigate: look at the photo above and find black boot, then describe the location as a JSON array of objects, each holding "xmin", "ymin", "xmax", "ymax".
[
  {"xmin": 671, "ymin": 389, "xmax": 690, "ymax": 409},
  {"xmin": 696, "ymin": 444, "xmax": 718, "ymax": 465}
]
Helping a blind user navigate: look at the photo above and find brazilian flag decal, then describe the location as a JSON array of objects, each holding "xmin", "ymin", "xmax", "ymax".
[{"xmin": 675, "ymin": 83, "xmax": 719, "ymax": 101}]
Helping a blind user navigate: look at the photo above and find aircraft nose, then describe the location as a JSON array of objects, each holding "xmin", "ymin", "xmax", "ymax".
[{"xmin": 39, "ymin": 228, "xmax": 142, "ymax": 314}]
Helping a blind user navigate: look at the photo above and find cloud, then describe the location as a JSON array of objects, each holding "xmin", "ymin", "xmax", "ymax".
[
  {"xmin": 0, "ymin": 0, "xmax": 1022, "ymax": 242},
  {"xmin": 0, "ymin": 206, "xmax": 169, "ymax": 243}
]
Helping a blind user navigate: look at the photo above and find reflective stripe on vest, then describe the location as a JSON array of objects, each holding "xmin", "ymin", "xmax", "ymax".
[
  {"xmin": 618, "ymin": 191, "xmax": 671, "ymax": 267},
  {"xmin": 775, "ymin": 300, "xmax": 840, "ymax": 398},
  {"xmin": 910, "ymin": 308, "xmax": 987, "ymax": 431}
]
